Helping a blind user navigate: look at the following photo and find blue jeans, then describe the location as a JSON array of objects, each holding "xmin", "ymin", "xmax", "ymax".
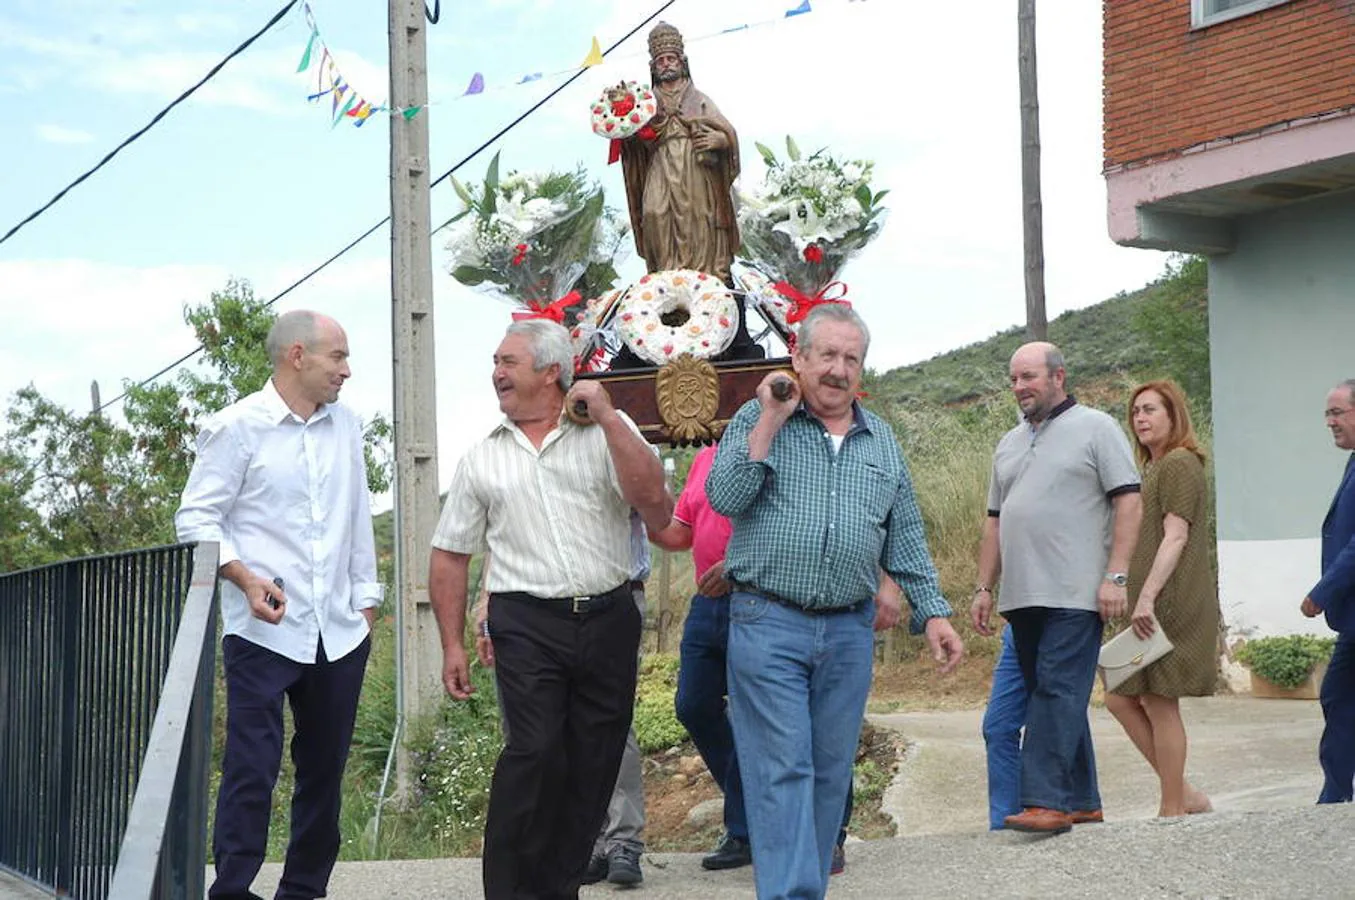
[
  {"xmin": 727, "ymin": 592, "xmax": 874, "ymax": 900},
  {"xmin": 1005, "ymin": 607, "xmax": 1102, "ymax": 814},
  {"xmin": 982, "ymin": 626, "xmax": 1026, "ymax": 829},
  {"xmin": 676, "ymin": 594, "xmax": 749, "ymax": 840},
  {"xmin": 1319, "ymin": 635, "xmax": 1355, "ymax": 804}
]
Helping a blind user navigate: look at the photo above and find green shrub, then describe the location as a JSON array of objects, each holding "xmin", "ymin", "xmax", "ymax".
[
  {"xmin": 634, "ymin": 654, "xmax": 688, "ymax": 751},
  {"xmin": 1235, "ymin": 635, "xmax": 1335, "ymax": 689},
  {"xmin": 403, "ymin": 663, "xmax": 504, "ymax": 852}
]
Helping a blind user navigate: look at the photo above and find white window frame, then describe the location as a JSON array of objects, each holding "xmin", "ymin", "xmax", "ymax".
[{"xmin": 1191, "ymin": 0, "xmax": 1293, "ymax": 29}]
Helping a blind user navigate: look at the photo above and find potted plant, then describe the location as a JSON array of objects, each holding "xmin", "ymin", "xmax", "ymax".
[{"xmin": 1234, "ymin": 634, "xmax": 1335, "ymax": 699}]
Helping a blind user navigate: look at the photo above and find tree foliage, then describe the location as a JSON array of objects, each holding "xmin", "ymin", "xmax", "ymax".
[
  {"xmin": 0, "ymin": 279, "xmax": 392, "ymax": 573},
  {"xmin": 1129, "ymin": 254, "xmax": 1210, "ymax": 408}
]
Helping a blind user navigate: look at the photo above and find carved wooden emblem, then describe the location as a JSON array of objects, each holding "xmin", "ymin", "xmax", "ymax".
[{"xmin": 654, "ymin": 354, "xmax": 720, "ymax": 444}]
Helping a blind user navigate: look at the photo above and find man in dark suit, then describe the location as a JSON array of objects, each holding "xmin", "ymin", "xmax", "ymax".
[{"xmin": 1301, "ymin": 378, "xmax": 1355, "ymax": 803}]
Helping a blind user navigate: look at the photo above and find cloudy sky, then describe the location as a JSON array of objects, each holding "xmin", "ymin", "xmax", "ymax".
[{"xmin": 0, "ymin": 0, "xmax": 1168, "ymax": 499}]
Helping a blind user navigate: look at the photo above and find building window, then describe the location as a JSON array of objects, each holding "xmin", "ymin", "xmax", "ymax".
[{"xmin": 1191, "ymin": 0, "xmax": 1292, "ymax": 29}]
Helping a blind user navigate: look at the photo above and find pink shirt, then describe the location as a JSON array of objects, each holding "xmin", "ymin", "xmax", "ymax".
[{"xmin": 674, "ymin": 445, "xmax": 733, "ymax": 579}]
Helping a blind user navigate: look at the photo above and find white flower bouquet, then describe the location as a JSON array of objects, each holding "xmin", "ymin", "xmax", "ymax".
[
  {"xmin": 736, "ymin": 136, "xmax": 887, "ymax": 321},
  {"xmin": 444, "ymin": 152, "xmax": 617, "ymax": 320}
]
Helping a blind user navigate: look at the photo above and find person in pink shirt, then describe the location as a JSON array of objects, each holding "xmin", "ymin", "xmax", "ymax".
[{"xmin": 652, "ymin": 445, "xmax": 898, "ymax": 874}]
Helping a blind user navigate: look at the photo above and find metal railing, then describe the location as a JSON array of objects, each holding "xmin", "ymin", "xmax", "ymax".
[{"xmin": 0, "ymin": 542, "xmax": 219, "ymax": 900}]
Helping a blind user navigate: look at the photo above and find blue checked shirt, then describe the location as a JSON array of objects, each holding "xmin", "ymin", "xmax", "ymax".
[{"xmin": 707, "ymin": 399, "xmax": 952, "ymax": 631}]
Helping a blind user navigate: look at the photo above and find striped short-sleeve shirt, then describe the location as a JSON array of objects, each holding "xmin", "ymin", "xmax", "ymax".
[{"xmin": 432, "ymin": 412, "xmax": 648, "ymax": 597}]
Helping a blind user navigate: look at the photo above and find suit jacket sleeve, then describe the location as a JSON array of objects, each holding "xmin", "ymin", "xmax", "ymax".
[{"xmin": 1311, "ymin": 455, "xmax": 1355, "ymax": 633}]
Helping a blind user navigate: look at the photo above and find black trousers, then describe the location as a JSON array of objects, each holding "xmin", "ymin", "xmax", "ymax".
[
  {"xmin": 482, "ymin": 591, "xmax": 642, "ymax": 900},
  {"xmin": 210, "ymin": 634, "xmax": 370, "ymax": 900}
]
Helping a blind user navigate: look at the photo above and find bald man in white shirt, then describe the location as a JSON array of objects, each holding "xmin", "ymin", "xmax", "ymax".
[
  {"xmin": 176, "ymin": 310, "xmax": 381, "ymax": 900},
  {"xmin": 429, "ymin": 318, "xmax": 671, "ymax": 900}
]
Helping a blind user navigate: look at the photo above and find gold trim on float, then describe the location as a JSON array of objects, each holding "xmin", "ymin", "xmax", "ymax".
[{"xmin": 655, "ymin": 355, "xmax": 721, "ymax": 445}]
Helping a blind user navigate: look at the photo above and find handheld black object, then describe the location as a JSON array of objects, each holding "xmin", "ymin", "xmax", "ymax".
[
  {"xmin": 770, "ymin": 377, "xmax": 794, "ymax": 402},
  {"xmin": 270, "ymin": 576, "xmax": 284, "ymax": 610},
  {"xmin": 573, "ymin": 399, "xmax": 590, "ymax": 419}
]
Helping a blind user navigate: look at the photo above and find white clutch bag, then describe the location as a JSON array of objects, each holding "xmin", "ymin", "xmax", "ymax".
[{"xmin": 1099, "ymin": 620, "xmax": 1173, "ymax": 691}]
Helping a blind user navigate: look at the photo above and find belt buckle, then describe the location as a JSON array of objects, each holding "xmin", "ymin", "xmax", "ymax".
[{"xmin": 571, "ymin": 596, "xmax": 590, "ymax": 614}]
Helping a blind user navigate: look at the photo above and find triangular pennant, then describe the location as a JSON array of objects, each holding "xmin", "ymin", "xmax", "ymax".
[
  {"xmin": 402, "ymin": 106, "xmax": 422, "ymax": 120},
  {"xmin": 464, "ymin": 72, "xmax": 484, "ymax": 95},
  {"xmin": 518, "ymin": 72, "xmax": 542, "ymax": 84},
  {"xmin": 297, "ymin": 30, "xmax": 318, "ymax": 73},
  {"xmin": 330, "ymin": 81, "xmax": 349, "ymax": 118},
  {"xmin": 581, "ymin": 36, "xmax": 604, "ymax": 68},
  {"xmin": 786, "ymin": 0, "xmax": 812, "ymax": 15},
  {"xmin": 333, "ymin": 91, "xmax": 358, "ymax": 125}
]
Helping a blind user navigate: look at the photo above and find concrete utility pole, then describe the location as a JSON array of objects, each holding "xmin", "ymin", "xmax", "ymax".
[
  {"xmin": 388, "ymin": 0, "xmax": 441, "ymax": 793},
  {"xmin": 1018, "ymin": 0, "xmax": 1048, "ymax": 341}
]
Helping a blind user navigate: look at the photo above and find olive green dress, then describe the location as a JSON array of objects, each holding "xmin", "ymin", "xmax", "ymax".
[{"xmin": 1111, "ymin": 447, "xmax": 1220, "ymax": 697}]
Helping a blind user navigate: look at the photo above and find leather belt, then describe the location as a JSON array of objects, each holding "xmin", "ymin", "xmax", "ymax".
[
  {"xmin": 492, "ymin": 582, "xmax": 630, "ymax": 615},
  {"xmin": 731, "ymin": 582, "xmax": 866, "ymax": 616}
]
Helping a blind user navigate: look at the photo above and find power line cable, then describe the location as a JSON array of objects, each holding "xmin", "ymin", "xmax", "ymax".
[
  {"xmin": 99, "ymin": 218, "xmax": 388, "ymax": 411},
  {"xmin": 98, "ymin": 0, "xmax": 680, "ymax": 414},
  {"xmin": 0, "ymin": 0, "xmax": 301, "ymax": 248}
]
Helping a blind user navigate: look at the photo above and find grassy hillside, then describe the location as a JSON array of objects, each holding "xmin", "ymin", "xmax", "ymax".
[
  {"xmin": 864, "ymin": 255, "xmax": 1207, "ymax": 412},
  {"xmin": 865, "ymin": 286, "xmax": 1155, "ymax": 408}
]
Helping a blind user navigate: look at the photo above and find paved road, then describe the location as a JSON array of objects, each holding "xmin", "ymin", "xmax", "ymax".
[{"xmin": 2, "ymin": 697, "xmax": 1344, "ymax": 899}]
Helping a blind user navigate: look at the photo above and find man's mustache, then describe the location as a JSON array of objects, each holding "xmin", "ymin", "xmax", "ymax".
[{"xmin": 822, "ymin": 375, "xmax": 851, "ymax": 390}]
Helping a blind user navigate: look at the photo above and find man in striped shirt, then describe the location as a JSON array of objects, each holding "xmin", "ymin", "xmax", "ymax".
[
  {"xmin": 707, "ymin": 303, "xmax": 963, "ymax": 899},
  {"xmin": 428, "ymin": 319, "xmax": 671, "ymax": 900}
]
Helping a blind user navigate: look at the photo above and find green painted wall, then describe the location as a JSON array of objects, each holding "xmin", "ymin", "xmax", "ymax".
[{"xmin": 1209, "ymin": 190, "xmax": 1355, "ymax": 541}]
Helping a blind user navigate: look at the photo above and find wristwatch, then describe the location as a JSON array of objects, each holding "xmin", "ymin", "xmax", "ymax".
[{"xmin": 1104, "ymin": 572, "xmax": 1129, "ymax": 587}]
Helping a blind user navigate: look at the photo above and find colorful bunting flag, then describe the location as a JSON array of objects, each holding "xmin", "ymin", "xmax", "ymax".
[
  {"xmin": 294, "ymin": 0, "xmax": 843, "ymax": 127},
  {"xmin": 581, "ymin": 36, "xmax": 605, "ymax": 68},
  {"xmin": 297, "ymin": 29, "xmax": 318, "ymax": 72},
  {"xmin": 296, "ymin": 2, "xmax": 386, "ymax": 129}
]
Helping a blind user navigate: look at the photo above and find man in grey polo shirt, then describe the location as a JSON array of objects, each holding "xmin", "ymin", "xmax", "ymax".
[{"xmin": 971, "ymin": 341, "xmax": 1142, "ymax": 834}]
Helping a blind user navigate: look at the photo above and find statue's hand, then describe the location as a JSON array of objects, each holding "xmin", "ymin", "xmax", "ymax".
[{"xmin": 692, "ymin": 127, "xmax": 728, "ymax": 153}]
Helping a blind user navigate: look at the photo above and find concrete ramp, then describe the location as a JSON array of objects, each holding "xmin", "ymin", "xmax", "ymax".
[{"xmin": 221, "ymin": 696, "xmax": 1346, "ymax": 898}]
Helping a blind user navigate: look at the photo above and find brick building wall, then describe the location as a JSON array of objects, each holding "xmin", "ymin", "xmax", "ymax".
[{"xmin": 1103, "ymin": 0, "xmax": 1355, "ymax": 169}]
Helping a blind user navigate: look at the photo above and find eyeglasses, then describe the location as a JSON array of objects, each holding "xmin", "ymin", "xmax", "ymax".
[{"xmin": 1324, "ymin": 407, "xmax": 1355, "ymax": 420}]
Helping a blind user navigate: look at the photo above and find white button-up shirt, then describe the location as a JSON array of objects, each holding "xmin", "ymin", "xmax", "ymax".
[
  {"xmin": 175, "ymin": 379, "xmax": 382, "ymax": 663},
  {"xmin": 433, "ymin": 412, "xmax": 651, "ymax": 597}
]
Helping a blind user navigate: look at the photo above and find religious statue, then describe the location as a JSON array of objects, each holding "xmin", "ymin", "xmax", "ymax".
[{"xmin": 620, "ymin": 22, "xmax": 741, "ymax": 285}]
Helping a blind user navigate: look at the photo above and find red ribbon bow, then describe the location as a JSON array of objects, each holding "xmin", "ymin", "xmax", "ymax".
[
  {"xmin": 774, "ymin": 281, "xmax": 851, "ymax": 324},
  {"xmin": 511, "ymin": 290, "xmax": 582, "ymax": 325},
  {"xmin": 607, "ymin": 124, "xmax": 658, "ymax": 165}
]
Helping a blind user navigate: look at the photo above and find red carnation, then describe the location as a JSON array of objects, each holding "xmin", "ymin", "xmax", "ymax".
[
  {"xmin": 610, "ymin": 96, "xmax": 636, "ymax": 117},
  {"xmin": 803, "ymin": 244, "xmax": 824, "ymax": 264},
  {"xmin": 637, "ymin": 124, "xmax": 658, "ymax": 142}
]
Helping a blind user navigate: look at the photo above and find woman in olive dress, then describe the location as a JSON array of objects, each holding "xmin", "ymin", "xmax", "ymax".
[{"xmin": 1105, "ymin": 379, "xmax": 1221, "ymax": 817}]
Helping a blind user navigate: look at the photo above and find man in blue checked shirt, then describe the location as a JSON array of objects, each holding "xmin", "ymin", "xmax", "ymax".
[{"xmin": 707, "ymin": 303, "xmax": 963, "ymax": 900}]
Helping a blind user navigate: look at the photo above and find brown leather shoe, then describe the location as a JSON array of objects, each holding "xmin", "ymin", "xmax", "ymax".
[
  {"xmin": 1004, "ymin": 807, "xmax": 1073, "ymax": 834},
  {"xmin": 1070, "ymin": 809, "xmax": 1104, "ymax": 824}
]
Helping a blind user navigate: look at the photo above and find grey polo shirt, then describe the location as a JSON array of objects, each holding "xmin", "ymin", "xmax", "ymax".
[{"xmin": 987, "ymin": 398, "xmax": 1140, "ymax": 614}]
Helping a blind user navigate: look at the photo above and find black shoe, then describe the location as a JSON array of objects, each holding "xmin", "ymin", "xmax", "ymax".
[
  {"xmin": 607, "ymin": 845, "xmax": 643, "ymax": 886},
  {"xmin": 580, "ymin": 853, "xmax": 608, "ymax": 886},
  {"xmin": 701, "ymin": 833, "xmax": 752, "ymax": 871}
]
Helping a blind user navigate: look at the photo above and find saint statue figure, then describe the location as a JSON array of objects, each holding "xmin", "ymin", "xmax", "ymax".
[{"xmin": 621, "ymin": 23, "xmax": 740, "ymax": 285}]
